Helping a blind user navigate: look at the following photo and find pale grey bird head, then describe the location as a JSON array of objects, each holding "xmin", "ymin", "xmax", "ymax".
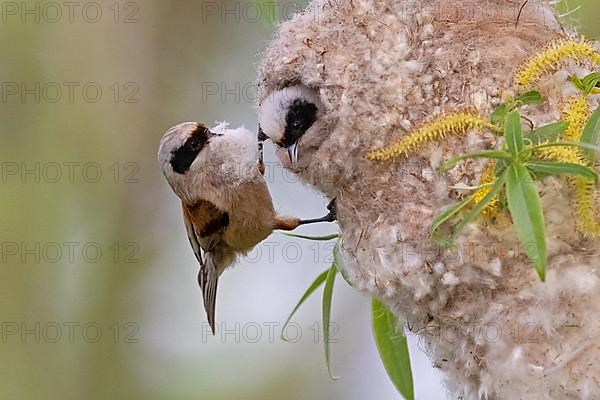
[
  {"xmin": 158, "ymin": 122, "xmax": 259, "ymax": 203},
  {"xmin": 258, "ymin": 85, "xmax": 325, "ymax": 169},
  {"xmin": 158, "ymin": 122, "xmax": 217, "ymax": 201}
]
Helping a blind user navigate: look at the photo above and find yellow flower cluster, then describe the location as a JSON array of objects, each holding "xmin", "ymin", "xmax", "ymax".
[
  {"xmin": 366, "ymin": 111, "xmax": 496, "ymax": 161},
  {"xmin": 567, "ymin": 100, "xmax": 600, "ymax": 237},
  {"xmin": 534, "ymin": 95, "xmax": 600, "ymax": 237},
  {"xmin": 514, "ymin": 39, "xmax": 600, "ymax": 89},
  {"xmin": 472, "ymin": 161, "xmax": 500, "ymax": 216},
  {"xmin": 536, "ymin": 144, "xmax": 588, "ymax": 165},
  {"xmin": 562, "ymin": 96, "xmax": 591, "ymax": 141},
  {"xmin": 536, "ymin": 96, "xmax": 590, "ymax": 165},
  {"xmin": 573, "ymin": 177, "xmax": 600, "ymax": 237}
]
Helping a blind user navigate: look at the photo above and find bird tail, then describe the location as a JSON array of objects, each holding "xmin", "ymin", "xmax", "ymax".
[{"xmin": 198, "ymin": 253, "xmax": 219, "ymax": 335}]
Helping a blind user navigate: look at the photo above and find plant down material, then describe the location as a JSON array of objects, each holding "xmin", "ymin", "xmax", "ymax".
[
  {"xmin": 258, "ymin": 0, "xmax": 600, "ymax": 396},
  {"xmin": 514, "ymin": 39, "xmax": 600, "ymax": 89}
]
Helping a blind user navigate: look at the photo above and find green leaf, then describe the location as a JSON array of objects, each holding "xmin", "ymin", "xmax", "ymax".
[
  {"xmin": 526, "ymin": 161, "xmax": 598, "ymax": 182},
  {"xmin": 517, "ymin": 90, "xmax": 543, "ymax": 105},
  {"xmin": 505, "ymin": 164, "xmax": 547, "ymax": 281},
  {"xmin": 323, "ymin": 265, "xmax": 338, "ymax": 379},
  {"xmin": 447, "ymin": 183, "xmax": 493, "ymax": 191},
  {"xmin": 580, "ymin": 105, "xmax": 600, "ymax": 163},
  {"xmin": 524, "ymin": 121, "xmax": 569, "ymax": 146},
  {"xmin": 582, "ymin": 73, "xmax": 600, "ymax": 95},
  {"xmin": 281, "ymin": 269, "xmax": 329, "ymax": 341},
  {"xmin": 451, "ymin": 171, "xmax": 508, "ymax": 240},
  {"xmin": 494, "ymin": 159, "xmax": 509, "ymax": 176},
  {"xmin": 572, "ymin": 75, "xmax": 586, "ymax": 92},
  {"xmin": 441, "ymin": 150, "xmax": 513, "ymax": 172},
  {"xmin": 490, "ymin": 95, "xmax": 541, "ymax": 127},
  {"xmin": 283, "ymin": 233, "xmax": 340, "ymax": 241},
  {"xmin": 431, "ymin": 195, "xmax": 475, "ymax": 239},
  {"xmin": 372, "ymin": 299, "xmax": 414, "ymax": 400},
  {"xmin": 505, "ymin": 111, "xmax": 524, "ymax": 157},
  {"xmin": 333, "ymin": 243, "xmax": 353, "ymax": 287},
  {"xmin": 572, "ymin": 73, "xmax": 600, "ymax": 95},
  {"xmin": 491, "ymin": 102, "xmax": 511, "ymax": 126}
]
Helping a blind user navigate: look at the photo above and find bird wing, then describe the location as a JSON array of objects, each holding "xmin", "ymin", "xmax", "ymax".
[
  {"xmin": 181, "ymin": 200, "xmax": 229, "ymax": 263},
  {"xmin": 182, "ymin": 200, "xmax": 229, "ymax": 334}
]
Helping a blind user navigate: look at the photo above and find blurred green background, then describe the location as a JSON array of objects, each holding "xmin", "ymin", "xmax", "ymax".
[{"xmin": 0, "ymin": 1, "xmax": 597, "ymax": 399}]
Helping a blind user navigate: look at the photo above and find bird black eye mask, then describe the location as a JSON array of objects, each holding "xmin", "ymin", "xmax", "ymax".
[
  {"xmin": 280, "ymin": 98, "xmax": 318, "ymax": 148},
  {"xmin": 170, "ymin": 124, "xmax": 212, "ymax": 174}
]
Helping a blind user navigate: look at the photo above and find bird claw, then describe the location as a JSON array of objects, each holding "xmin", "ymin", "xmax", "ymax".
[
  {"xmin": 325, "ymin": 198, "xmax": 337, "ymax": 222},
  {"xmin": 297, "ymin": 198, "xmax": 337, "ymax": 225}
]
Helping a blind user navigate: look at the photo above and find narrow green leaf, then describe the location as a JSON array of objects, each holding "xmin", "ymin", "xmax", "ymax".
[
  {"xmin": 372, "ymin": 299, "xmax": 414, "ymax": 400},
  {"xmin": 582, "ymin": 72, "xmax": 600, "ymax": 85},
  {"xmin": 505, "ymin": 111, "xmax": 524, "ymax": 156},
  {"xmin": 431, "ymin": 195, "xmax": 475, "ymax": 237},
  {"xmin": 452, "ymin": 171, "xmax": 508, "ymax": 240},
  {"xmin": 441, "ymin": 150, "xmax": 513, "ymax": 172},
  {"xmin": 323, "ymin": 265, "xmax": 338, "ymax": 379},
  {"xmin": 333, "ymin": 243, "xmax": 353, "ymax": 287},
  {"xmin": 575, "ymin": 72, "xmax": 600, "ymax": 95},
  {"xmin": 572, "ymin": 75, "xmax": 586, "ymax": 92},
  {"xmin": 583, "ymin": 73, "xmax": 600, "ymax": 93},
  {"xmin": 491, "ymin": 102, "xmax": 511, "ymax": 126},
  {"xmin": 580, "ymin": 105, "xmax": 600, "ymax": 163},
  {"xmin": 447, "ymin": 183, "xmax": 494, "ymax": 191},
  {"xmin": 524, "ymin": 121, "xmax": 569, "ymax": 146},
  {"xmin": 494, "ymin": 159, "xmax": 508, "ymax": 176},
  {"xmin": 526, "ymin": 161, "xmax": 598, "ymax": 182},
  {"xmin": 506, "ymin": 164, "xmax": 547, "ymax": 281},
  {"xmin": 517, "ymin": 90, "xmax": 543, "ymax": 104},
  {"xmin": 281, "ymin": 269, "xmax": 329, "ymax": 341},
  {"xmin": 283, "ymin": 233, "xmax": 340, "ymax": 241}
]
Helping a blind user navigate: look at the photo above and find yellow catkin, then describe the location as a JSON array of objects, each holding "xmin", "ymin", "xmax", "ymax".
[
  {"xmin": 366, "ymin": 111, "xmax": 496, "ymax": 161},
  {"xmin": 536, "ymin": 96, "xmax": 590, "ymax": 166},
  {"xmin": 562, "ymin": 96, "xmax": 590, "ymax": 141},
  {"xmin": 572, "ymin": 177, "xmax": 600, "ymax": 237},
  {"xmin": 514, "ymin": 39, "xmax": 600, "ymax": 89},
  {"xmin": 536, "ymin": 95, "xmax": 600, "ymax": 237},
  {"xmin": 472, "ymin": 161, "xmax": 500, "ymax": 216},
  {"xmin": 560, "ymin": 96, "xmax": 600, "ymax": 237},
  {"xmin": 536, "ymin": 145, "xmax": 587, "ymax": 165}
]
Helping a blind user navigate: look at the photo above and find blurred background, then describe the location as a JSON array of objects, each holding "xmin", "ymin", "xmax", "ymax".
[{"xmin": 0, "ymin": 1, "xmax": 597, "ymax": 399}]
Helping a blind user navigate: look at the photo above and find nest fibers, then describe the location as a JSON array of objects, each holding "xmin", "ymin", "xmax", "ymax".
[{"xmin": 258, "ymin": 1, "xmax": 600, "ymax": 398}]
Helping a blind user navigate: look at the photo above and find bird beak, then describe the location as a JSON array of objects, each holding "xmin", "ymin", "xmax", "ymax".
[
  {"xmin": 287, "ymin": 143, "xmax": 299, "ymax": 168},
  {"xmin": 198, "ymin": 254, "xmax": 219, "ymax": 335},
  {"xmin": 257, "ymin": 127, "xmax": 268, "ymax": 175}
]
